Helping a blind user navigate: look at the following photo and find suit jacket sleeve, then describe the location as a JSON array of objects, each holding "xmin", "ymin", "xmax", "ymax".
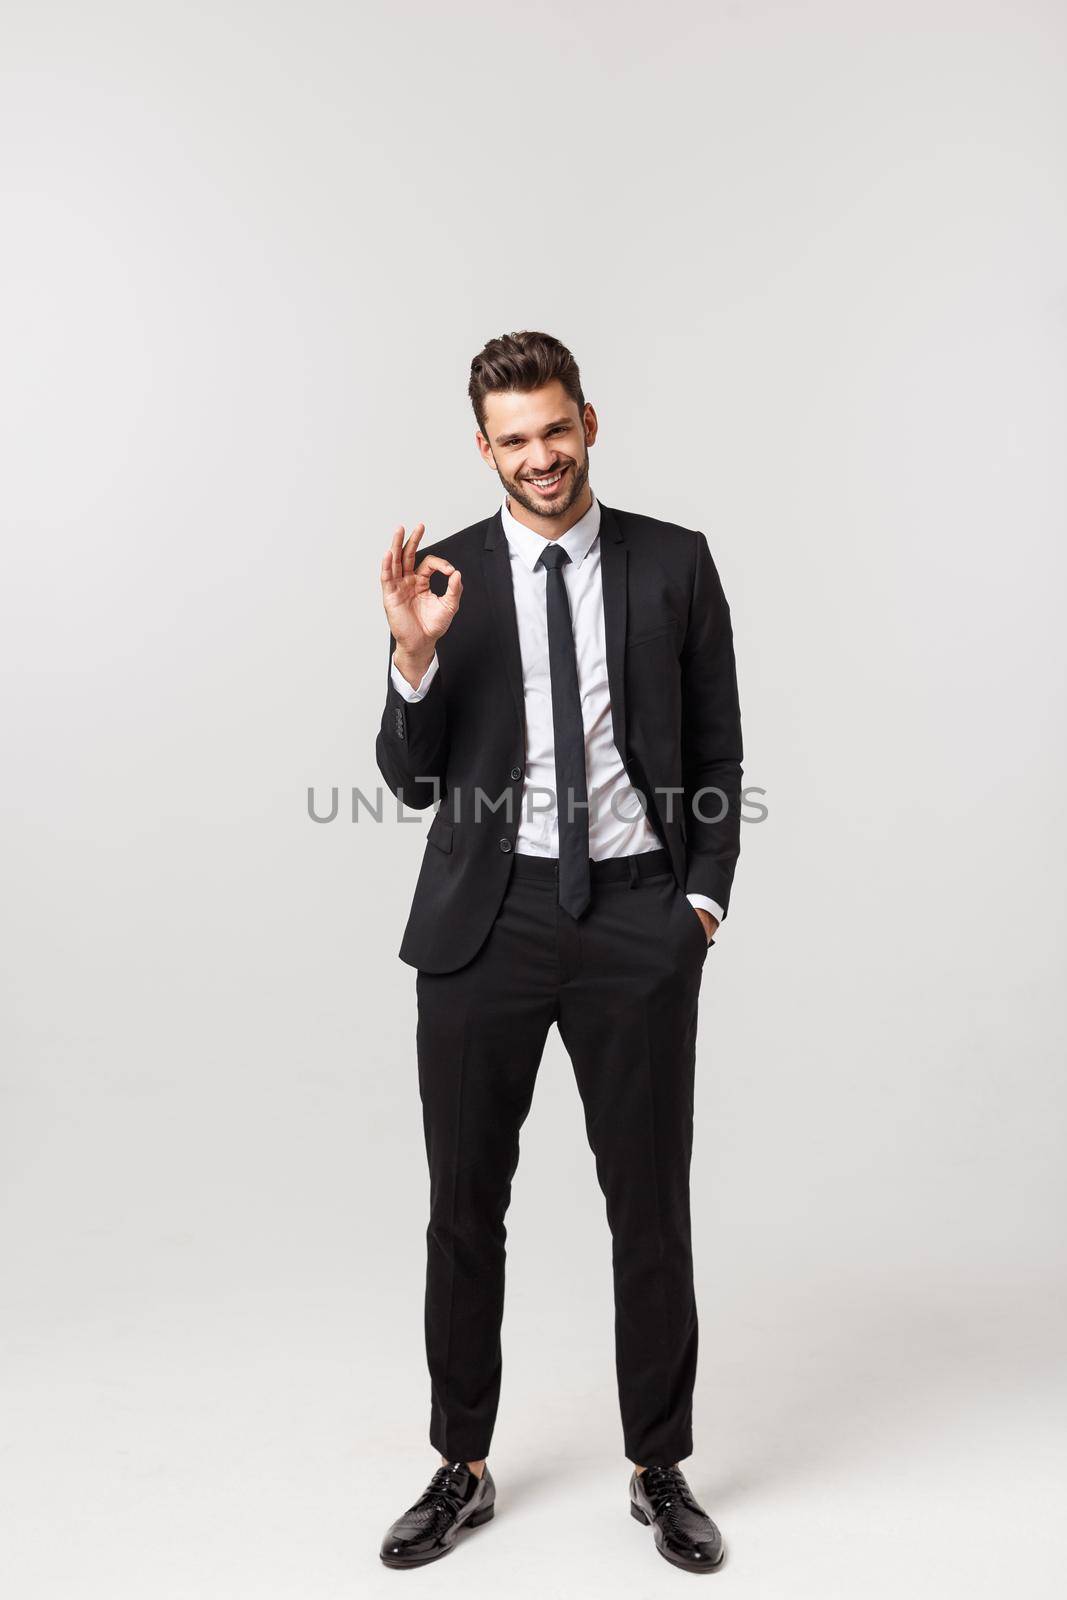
[
  {"xmin": 680, "ymin": 532, "xmax": 743, "ymax": 916},
  {"xmin": 374, "ymin": 629, "xmax": 449, "ymax": 811}
]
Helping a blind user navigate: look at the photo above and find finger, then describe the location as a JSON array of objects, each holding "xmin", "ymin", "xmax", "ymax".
[
  {"xmin": 401, "ymin": 522, "xmax": 426, "ymax": 575},
  {"xmin": 442, "ymin": 569, "xmax": 464, "ymax": 610},
  {"xmin": 389, "ymin": 524, "xmax": 405, "ymax": 583},
  {"xmin": 381, "ymin": 543, "xmax": 407, "ymax": 591},
  {"xmin": 412, "ymin": 554, "xmax": 457, "ymax": 579}
]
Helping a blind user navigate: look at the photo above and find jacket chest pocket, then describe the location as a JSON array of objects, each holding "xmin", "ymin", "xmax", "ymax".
[{"xmin": 626, "ymin": 620, "xmax": 682, "ymax": 650}]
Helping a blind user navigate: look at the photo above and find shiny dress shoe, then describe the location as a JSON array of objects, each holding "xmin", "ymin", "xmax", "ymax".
[
  {"xmin": 630, "ymin": 1463, "xmax": 725, "ymax": 1573},
  {"xmin": 379, "ymin": 1460, "xmax": 496, "ymax": 1568}
]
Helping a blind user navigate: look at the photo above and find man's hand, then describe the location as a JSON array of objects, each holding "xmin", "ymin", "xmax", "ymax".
[
  {"xmin": 380, "ymin": 523, "xmax": 463, "ymax": 687},
  {"xmin": 694, "ymin": 907, "xmax": 718, "ymax": 944}
]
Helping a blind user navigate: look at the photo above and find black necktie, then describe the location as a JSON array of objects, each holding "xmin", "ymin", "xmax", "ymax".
[{"xmin": 537, "ymin": 544, "xmax": 590, "ymax": 919}]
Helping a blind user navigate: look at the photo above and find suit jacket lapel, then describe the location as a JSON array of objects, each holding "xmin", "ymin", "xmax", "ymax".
[
  {"xmin": 482, "ymin": 508, "xmax": 527, "ymax": 741},
  {"xmin": 598, "ymin": 501, "xmax": 628, "ymax": 762}
]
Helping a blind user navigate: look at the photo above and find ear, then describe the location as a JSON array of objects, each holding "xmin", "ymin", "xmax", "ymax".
[{"xmin": 583, "ymin": 403, "xmax": 599, "ymax": 447}]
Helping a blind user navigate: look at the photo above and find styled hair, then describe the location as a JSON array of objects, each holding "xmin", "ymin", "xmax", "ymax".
[{"xmin": 468, "ymin": 330, "xmax": 585, "ymax": 435}]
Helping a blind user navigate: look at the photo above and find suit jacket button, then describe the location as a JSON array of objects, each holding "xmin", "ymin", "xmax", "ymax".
[
  {"xmin": 499, "ymin": 838, "xmax": 512, "ymax": 853},
  {"xmin": 510, "ymin": 766, "xmax": 522, "ymax": 781}
]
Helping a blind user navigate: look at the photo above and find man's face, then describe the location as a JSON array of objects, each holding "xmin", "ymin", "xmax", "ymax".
[{"xmin": 477, "ymin": 380, "xmax": 597, "ymax": 519}]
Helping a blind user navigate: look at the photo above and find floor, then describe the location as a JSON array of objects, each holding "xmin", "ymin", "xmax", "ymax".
[{"xmin": 4, "ymin": 1260, "xmax": 1063, "ymax": 1599}]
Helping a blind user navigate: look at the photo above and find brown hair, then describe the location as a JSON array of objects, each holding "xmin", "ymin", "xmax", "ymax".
[{"xmin": 468, "ymin": 330, "xmax": 585, "ymax": 436}]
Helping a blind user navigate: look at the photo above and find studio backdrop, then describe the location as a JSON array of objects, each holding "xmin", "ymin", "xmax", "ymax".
[{"xmin": 2, "ymin": 3, "xmax": 1065, "ymax": 1597}]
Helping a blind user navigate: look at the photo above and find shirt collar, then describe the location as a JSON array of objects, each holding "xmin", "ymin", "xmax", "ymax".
[{"xmin": 500, "ymin": 491, "xmax": 601, "ymax": 573}]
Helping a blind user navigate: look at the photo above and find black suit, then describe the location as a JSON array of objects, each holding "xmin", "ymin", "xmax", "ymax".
[
  {"xmin": 376, "ymin": 501, "xmax": 743, "ymax": 973},
  {"xmin": 375, "ymin": 499, "xmax": 743, "ymax": 1467}
]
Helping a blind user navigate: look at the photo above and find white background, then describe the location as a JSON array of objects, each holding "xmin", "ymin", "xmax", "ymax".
[{"xmin": 2, "ymin": 2, "xmax": 1065, "ymax": 1594}]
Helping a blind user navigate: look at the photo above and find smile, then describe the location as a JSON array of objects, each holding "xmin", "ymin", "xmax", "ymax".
[{"xmin": 526, "ymin": 465, "xmax": 569, "ymax": 494}]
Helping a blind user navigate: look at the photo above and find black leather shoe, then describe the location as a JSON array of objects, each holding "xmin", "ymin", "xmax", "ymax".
[
  {"xmin": 379, "ymin": 1460, "xmax": 496, "ymax": 1568},
  {"xmin": 630, "ymin": 1464, "xmax": 725, "ymax": 1573}
]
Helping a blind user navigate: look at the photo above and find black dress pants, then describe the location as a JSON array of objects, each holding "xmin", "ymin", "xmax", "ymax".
[{"xmin": 414, "ymin": 846, "xmax": 711, "ymax": 1468}]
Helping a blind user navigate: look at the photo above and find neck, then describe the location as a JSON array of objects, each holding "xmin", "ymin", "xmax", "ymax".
[{"xmin": 505, "ymin": 482, "xmax": 594, "ymax": 541}]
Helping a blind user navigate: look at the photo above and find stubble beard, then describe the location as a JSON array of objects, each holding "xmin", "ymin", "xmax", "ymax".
[{"xmin": 501, "ymin": 451, "xmax": 590, "ymax": 521}]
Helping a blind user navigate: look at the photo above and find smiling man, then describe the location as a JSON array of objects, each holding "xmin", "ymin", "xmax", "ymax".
[{"xmin": 375, "ymin": 330, "xmax": 743, "ymax": 1575}]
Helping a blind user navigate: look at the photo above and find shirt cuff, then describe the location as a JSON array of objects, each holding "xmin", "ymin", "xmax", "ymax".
[
  {"xmin": 686, "ymin": 893, "xmax": 725, "ymax": 929},
  {"xmin": 390, "ymin": 651, "xmax": 439, "ymax": 702}
]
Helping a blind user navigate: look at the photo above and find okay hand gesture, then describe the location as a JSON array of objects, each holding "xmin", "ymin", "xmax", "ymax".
[{"xmin": 379, "ymin": 523, "xmax": 463, "ymax": 660}]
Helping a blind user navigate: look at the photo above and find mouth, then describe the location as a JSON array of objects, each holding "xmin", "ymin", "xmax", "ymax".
[{"xmin": 525, "ymin": 464, "xmax": 570, "ymax": 498}]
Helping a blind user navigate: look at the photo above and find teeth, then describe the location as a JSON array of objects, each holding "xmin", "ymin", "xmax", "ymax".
[{"xmin": 531, "ymin": 471, "xmax": 562, "ymax": 487}]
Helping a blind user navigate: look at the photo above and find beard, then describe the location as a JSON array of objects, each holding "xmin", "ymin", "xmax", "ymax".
[{"xmin": 499, "ymin": 451, "xmax": 590, "ymax": 520}]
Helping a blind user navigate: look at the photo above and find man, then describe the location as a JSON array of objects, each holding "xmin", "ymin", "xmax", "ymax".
[{"xmin": 374, "ymin": 331, "xmax": 743, "ymax": 1574}]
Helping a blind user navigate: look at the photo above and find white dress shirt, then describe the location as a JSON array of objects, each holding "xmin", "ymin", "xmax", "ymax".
[{"xmin": 390, "ymin": 493, "xmax": 724, "ymax": 929}]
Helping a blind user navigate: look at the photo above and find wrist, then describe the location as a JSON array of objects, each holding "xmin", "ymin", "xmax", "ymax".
[{"xmin": 393, "ymin": 644, "xmax": 435, "ymax": 688}]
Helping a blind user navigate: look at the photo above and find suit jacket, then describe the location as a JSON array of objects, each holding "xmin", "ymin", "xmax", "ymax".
[{"xmin": 375, "ymin": 500, "xmax": 743, "ymax": 973}]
